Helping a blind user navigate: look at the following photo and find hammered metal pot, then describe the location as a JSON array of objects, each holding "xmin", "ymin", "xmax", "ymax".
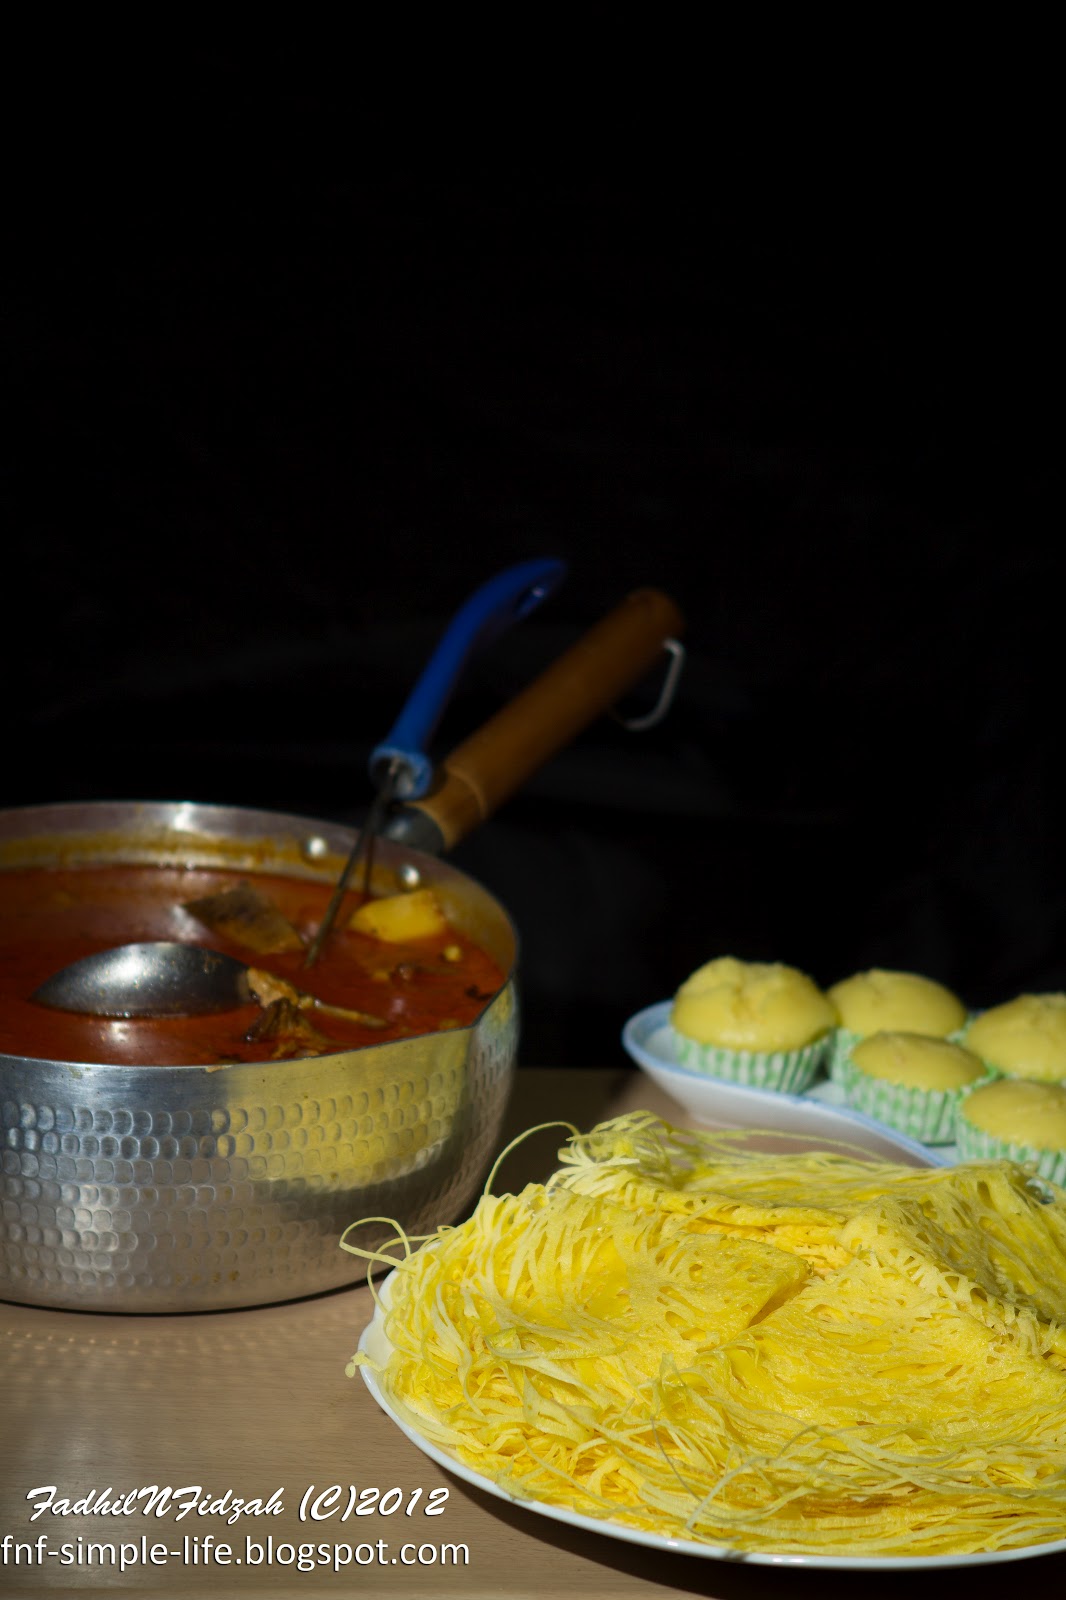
[{"xmin": 0, "ymin": 801, "xmax": 518, "ymax": 1313}]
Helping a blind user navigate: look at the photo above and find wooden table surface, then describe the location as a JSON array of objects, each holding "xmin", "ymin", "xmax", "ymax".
[{"xmin": 3, "ymin": 1068, "xmax": 1064, "ymax": 1599}]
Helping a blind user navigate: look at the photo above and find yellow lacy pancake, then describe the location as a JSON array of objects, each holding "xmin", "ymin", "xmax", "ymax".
[{"xmin": 347, "ymin": 1114, "xmax": 1066, "ymax": 1558}]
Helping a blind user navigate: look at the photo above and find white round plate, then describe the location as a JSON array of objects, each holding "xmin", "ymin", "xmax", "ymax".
[
  {"xmin": 623, "ymin": 1002, "xmax": 954, "ymax": 1167},
  {"xmin": 359, "ymin": 1272, "xmax": 1066, "ymax": 1569}
]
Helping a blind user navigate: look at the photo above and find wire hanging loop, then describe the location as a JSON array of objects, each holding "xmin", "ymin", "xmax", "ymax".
[{"xmin": 609, "ymin": 637, "xmax": 685, "ymax": 732}]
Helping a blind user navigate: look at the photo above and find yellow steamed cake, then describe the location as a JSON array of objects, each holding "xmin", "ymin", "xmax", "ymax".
[
  {"xmin": 828, "ymin": 968, "xmax": 966, "ymax": 1037},
  {"xmin": 850, "ymin": 1031, "xmax": 987, "ymax": 1091},
  {"xmin": 671, "ymin": 956, "xmax": 835, "ymax": 1052},
  {"xmin": 965, "ymin": 993, "xmax": 1066, "ymax": 1083},
  {"xmin": 959, "ymin": 1078, "xmax": 1066, "ymax": 1151}
]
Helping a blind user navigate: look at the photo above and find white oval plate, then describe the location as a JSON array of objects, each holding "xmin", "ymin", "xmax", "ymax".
[
  {"xmin": 359, "ymin": 1272, "xmax": 1066, "ymax": 1569},
  {"xmin": 623, "ymin": 1002, "xmax": 954, "ymax": 1167}
]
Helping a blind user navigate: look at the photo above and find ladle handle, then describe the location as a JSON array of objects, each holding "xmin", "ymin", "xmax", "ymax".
[
  {"xmin": 370, "ymin": 557, "xmax": 567, "ymax": 799},
  {"xmin": 396, "ymin": 588, "xmax": 685, "ymax": 852}
]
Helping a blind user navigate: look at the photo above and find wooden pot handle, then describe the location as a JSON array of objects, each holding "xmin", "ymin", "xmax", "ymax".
[{"xmin": 402, "ymin": 588, "xmax": 685, "ymax": 851}]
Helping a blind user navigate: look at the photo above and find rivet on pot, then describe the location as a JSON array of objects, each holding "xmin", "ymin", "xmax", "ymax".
[{"xmin": 301, "ymin": 836, "xmax": 329, "ymax": 861}]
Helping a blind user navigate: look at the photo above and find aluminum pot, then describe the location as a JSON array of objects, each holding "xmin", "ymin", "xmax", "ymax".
[
  {"xmin": 0, "ymin": 591, "xmax": 684, "ymax": 1313},
  {"xmin": 0, "ymin": 799, "xmax": 519, "ymax": 1313}
]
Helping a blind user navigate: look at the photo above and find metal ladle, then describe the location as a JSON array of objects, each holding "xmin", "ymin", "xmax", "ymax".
[{"xmin": 30, "ymin": 559, "xmax": 567, "ymax": 1022}]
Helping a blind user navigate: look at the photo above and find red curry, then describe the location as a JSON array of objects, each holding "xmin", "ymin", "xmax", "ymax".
[{"xmin": 0, "ymin": 865, "xmax": 507, "ymax": 1066}]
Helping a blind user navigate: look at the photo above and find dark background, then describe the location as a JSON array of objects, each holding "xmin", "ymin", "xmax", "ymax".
[{"xmin": 2, "ymin": 76, "xmax": 1060, "ymax": 1063}]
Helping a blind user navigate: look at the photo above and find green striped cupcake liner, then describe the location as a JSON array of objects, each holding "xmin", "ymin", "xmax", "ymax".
[
  {"xmin": 954, "ymin": 1105, "xmax": 1066, "ymax": 1188},
  {"xmin": 835, "ymin": 1051, "xmax": 997, "ymax": 1145},
  {"xmin": 670, "ymin": 1030, "xmax": 830, "ymax": 1093},
  {"xmin": 827, "ymin": 1028, "xmax": 861, "ymax": 1084}
]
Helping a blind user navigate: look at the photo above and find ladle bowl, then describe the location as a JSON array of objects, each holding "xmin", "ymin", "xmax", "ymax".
[{"xmin": 31, "ymin": 941, "xmax": 253, "ymax": 1017}]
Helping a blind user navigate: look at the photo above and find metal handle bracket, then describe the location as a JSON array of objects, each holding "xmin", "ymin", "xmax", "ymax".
[{"xmin": 610, "ymin": 637, "xmax": 685, "ymax": 731}]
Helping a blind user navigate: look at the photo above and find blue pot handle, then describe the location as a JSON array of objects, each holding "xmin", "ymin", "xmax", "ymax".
[{"xmin": 371, "ymin": 557, "xmax": 567, "ymax": 798}]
